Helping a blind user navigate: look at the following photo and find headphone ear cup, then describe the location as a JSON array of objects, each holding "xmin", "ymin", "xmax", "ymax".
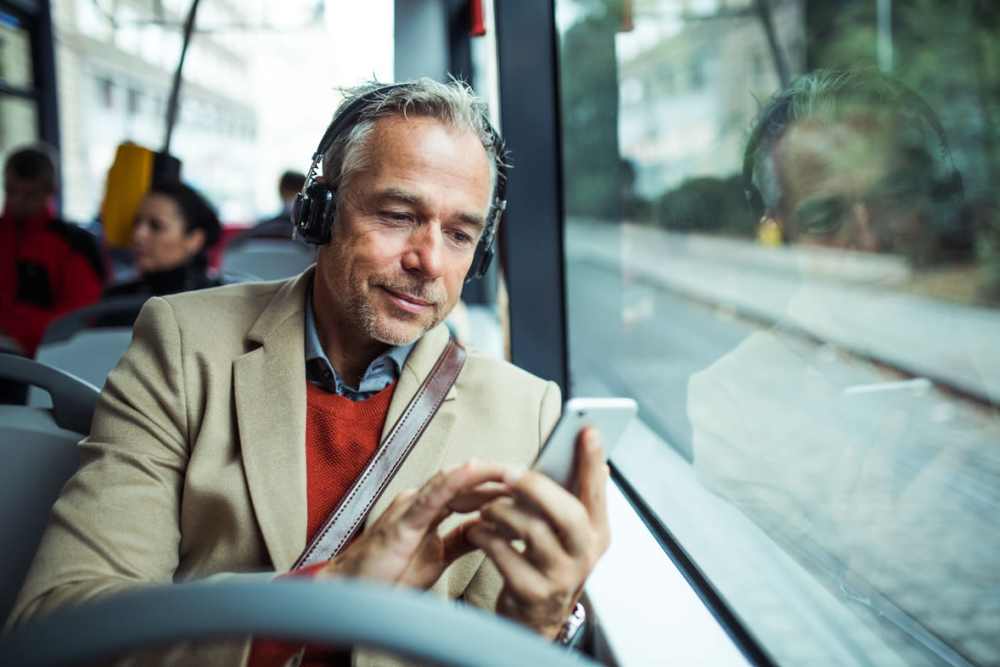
[
  {"xmin": 291, "ymin": 190, "xmax": 310, "ymax": 232},
  {"xmin": 468, "ymin": 243, "xmax": 495, "ymax": 281},
  {"xmin": 467, "ymin": 216, "xmax": 499, "ymax": 281},
  {"xmin": 295, "ymin": 183, "xmax": 336, "ymax": 244}
]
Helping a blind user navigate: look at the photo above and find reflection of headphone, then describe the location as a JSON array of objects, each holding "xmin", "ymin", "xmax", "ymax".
[
  {"xmin": 291, "ymin": 82, "xmax": 508, "ymax": 281},
  {"xmin": 741, "ymin": 73, "xmax": 964, "ymax": 225}
]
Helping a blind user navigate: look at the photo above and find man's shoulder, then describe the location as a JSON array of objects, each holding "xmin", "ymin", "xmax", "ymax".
[
  {"xmin": 152, "ymin": 278, "xmax": 293, "ymax": 339},
  {"xmin": 160, "ymin": 278, "xmax": 285, "ymax": 310},
  {"xmin": 460, "ymin": 350, "xmax": 556, "ymax": 399}
]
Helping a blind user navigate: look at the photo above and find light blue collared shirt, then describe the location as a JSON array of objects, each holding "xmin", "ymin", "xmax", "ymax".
[{"xmin": 305, "ymin": 290, "xmax": 413, "ymax": 401}]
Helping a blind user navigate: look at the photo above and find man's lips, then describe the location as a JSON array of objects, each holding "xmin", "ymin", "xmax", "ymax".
[{"xmin": 380, "ymin": 286, "xmax": 435, "ymax": 312}]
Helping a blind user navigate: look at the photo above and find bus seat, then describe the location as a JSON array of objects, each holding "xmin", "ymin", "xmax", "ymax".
[
  {"xmin": 0, "ymin": 354, "xmax": 96, "ymax": 621},
  {"xmin": 221, "ymin": 239, "xmax": 316, "ymax": 281},
  {"xmin": 28, "ymin": 298, "xmax": 147, "ymax": 406},
  {"xmin": 30, "ymin": 329, "xmax": 133, "ymax": 407},
  {"xmin": 41, "ymin": 297, "xmax": 150, "ymax": 344}
]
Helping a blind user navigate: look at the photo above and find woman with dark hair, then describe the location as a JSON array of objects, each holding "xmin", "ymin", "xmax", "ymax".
[{"xmin": 105, "ymin": 181, "xmax": 223, "ymax": 298}]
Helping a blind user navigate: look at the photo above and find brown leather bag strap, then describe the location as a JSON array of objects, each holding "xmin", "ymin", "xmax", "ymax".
[{"xmin": 294, "ymin": 337, "xmax": 467, "ymax": 569}]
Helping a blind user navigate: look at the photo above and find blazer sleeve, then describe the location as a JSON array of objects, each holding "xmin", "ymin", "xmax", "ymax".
[
  {"xmin": 7, "ymin": 296, "xmax": 191, "ymax": 628},
  {"xmin": 460, "ymin": 379, "xmax": 562, "ymax": 613}
]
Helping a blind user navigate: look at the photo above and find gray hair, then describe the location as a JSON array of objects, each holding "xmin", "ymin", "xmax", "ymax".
[
  {"xmin": 745, "ymin": 68, "xmax": 958, "ymax": 217},
  {"xmin": 322, "ymin": 78, "xmax": 503, "ymax": 197}
]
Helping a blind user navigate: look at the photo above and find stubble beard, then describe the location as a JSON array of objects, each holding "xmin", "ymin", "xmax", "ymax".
[{"xmin": 351, "ymin": 273, "xmax": 450, "ymax": 346}]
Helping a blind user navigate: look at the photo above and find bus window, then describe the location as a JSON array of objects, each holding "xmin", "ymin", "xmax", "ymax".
[
  {"xmin": 50, "ymin": 2, "xmax": 393, "ymax": 226},
  {"xmin": 0, "ymin": 11, "xmax": 40, "ymax": 158},
  {"xmin": 555, "ymin": 0, "xmax": 999, "ymax": 665}
]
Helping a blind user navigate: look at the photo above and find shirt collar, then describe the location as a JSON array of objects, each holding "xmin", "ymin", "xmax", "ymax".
[{"xmin": 304, "ymin": 283, "xmax": 413, "ymax": 397}]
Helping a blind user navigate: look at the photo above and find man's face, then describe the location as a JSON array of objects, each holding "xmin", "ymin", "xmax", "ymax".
[
  {"xmin": 4, "ymin": 171, "xmax": 51, "ymax": 222},
  {"xmin": 772, "ymin": 115, "xmax": 923, "ymax": 254},
  {"xmin": 314, "ymin": 115, "xmax": 492, "ymax": 348}
]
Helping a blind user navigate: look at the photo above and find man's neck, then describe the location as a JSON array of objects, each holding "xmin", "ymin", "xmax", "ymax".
[{"xmin": 311, "ymin": 290, "xmax": 389, "ymax": 388}]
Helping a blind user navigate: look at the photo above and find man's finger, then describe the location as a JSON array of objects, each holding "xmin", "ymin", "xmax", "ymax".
[
  {"xmin": 370, "ymin": 488, "xmax": 419, "ymax": 529},
  {"xmin": 440, "ymin": 519, "xmax": 483, "ymax": 564},
  {"xmin": 399, "ymin": 462, "xmax": 511, "ymax": 531},
  {"xmin": 480, "ymin": 497, "xmax": 568, "ymax": 571},
  {"xmin": 506, "ymin": 469, "xmax": 591, "ymax": 555},
  {"xmin": 466, "ymin": 524, "xmax": 548, "ymax": 594},
  {"xmin": 447, "ymin": 481, "xmax": 513, "ymax": 514},
  {"xmin": 575, "ymin": 428, "xmax": 609, "ymax": 531}
]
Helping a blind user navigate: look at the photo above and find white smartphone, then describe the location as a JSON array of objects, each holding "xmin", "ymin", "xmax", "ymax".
[{"xmin": 532, "ymin": 397, "xmax": 638, "ymax": 488}]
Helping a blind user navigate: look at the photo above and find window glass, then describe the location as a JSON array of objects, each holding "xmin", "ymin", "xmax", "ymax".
[
  {"xmin": 0, "ymin": 94, "xmax": 38, "ymax": 156},
  {"xmin": 0, "ymin": 13, "xmax": 34, "ymax": 91},
  {"xmin": 0, "ymin": 93, "xmax": 40, "ymax": 212},
  {"xmin": 556, "ymin": 1, "xmax": 1000, "ymax": 665},
  {"xmin": 52, "ymin": 3, "xmax": 394, "ymax": 224}
]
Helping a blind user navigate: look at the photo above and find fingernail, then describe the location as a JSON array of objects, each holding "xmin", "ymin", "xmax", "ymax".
[
  {"xmin": 503, "ymin": 466, "xmax": 525, "ymax": 485},
  {"xmin": 587, "ymin": 428, "xmax": 603, "ymax": 449}
]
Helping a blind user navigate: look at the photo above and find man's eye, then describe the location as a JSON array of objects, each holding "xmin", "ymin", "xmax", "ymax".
[
  {"xmin": 380, "ymin": 211, "xmax": 413, "ymax": 223},
  {"xmin": 447, "ymin": 230, "xmax": 476, "ymax": 246}
]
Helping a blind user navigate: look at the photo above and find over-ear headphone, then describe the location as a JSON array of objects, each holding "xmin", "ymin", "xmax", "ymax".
[{"xmin": 291, "ymin": 82, "xmax": 508, "ymax": 281}]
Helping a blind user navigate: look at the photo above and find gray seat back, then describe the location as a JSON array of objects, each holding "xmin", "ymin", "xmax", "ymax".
[
  {"xmin": 0, "ymin": 354, "xmax": 97, "ymax": 621},
  {"xmin": 221, "ymin": 239, "xmax": 316, "ymax": 281},
  {"xmin": 40, "ymin": 297, "xmax": 148, "ymax": 345},
  {"xmin": 31, "ymin": 329, "xmax": 133, "ymax": 406}
]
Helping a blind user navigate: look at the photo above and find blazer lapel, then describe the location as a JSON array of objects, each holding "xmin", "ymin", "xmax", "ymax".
[
  {"xmin": 366, "ymin": 324, "xmax": 459, "ymax": 526},
  {"xmin": 234, "ymin": 272, "xmax": 312, "ymax": 571}
]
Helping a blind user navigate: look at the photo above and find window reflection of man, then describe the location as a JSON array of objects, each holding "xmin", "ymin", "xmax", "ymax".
[
  {"xmin": 689, "ymin": 70, "xmax": 1000, "ymax": 666},
  {"xmin": 744, "ymin": 70, "xmax": 963, "ymax": 265}
]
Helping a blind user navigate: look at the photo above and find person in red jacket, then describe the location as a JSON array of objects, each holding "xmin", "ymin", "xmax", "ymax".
[{"xmin": 0, "ymin": 145, "xmax": 105, "ymax": 356}]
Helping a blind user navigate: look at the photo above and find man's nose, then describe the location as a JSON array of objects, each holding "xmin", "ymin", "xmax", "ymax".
[{"xmin": 402, "ymin": 224, "xmax": 444, "ymax": 278}]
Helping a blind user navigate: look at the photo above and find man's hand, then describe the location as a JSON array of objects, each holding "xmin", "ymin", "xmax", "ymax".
[
  {"xmin": 320, "ymin": 461, "xmax": 511, "ymax": 589},
  {"xmin": 466, "ymin": 428, "xmax": 611, "ymax": 639}
]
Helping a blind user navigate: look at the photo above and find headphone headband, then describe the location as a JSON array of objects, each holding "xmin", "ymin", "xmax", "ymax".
[{"xmin": 292, "ymin": 82, "xmax": 507, "ymax": 281}]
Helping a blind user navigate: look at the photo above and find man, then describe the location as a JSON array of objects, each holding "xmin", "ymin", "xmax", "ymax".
[
  {"xmin": 9, "ymin": 80, "xmax": 609, "ymax": 665},
  {"xmin": 0, "ymin": 145, "xmax": 105, "ymax": 356},
  {"xmin": 232, "ymin": 170, "xmax": 308, "ymax": 243}
]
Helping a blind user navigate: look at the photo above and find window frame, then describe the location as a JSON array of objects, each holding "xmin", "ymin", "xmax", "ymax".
[
  {"xmin": 492, "ymin": 2, "xmax": 774, "ymax": 665},
  {"xmin": 0, "ymin": 0, "xmax": 59, "ymax": 152}
]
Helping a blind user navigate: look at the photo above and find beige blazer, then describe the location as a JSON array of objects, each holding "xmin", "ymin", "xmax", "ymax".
[{"xmin": 10, "ymin": 269, "xmax": 561, "ymax": 665}]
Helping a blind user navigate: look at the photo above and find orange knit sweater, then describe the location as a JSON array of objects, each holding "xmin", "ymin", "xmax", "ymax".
[{"xmin": 249, "ymin": 380, "xmax": 397, "ymax": 667}]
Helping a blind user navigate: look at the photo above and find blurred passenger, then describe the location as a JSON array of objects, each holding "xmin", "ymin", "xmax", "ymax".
[
  {"xmin": 230, "ymin": 169, "xmax": 307, "ymax": 243},
  {"xmin": 104, "ymin": 181, "xmax": 222, "ymax": 300},
  {"xmin": 0, "ymin": 145, "xmax": 105, "ymax": 356}
]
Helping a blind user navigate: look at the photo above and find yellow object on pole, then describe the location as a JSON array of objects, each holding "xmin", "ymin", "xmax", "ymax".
[
  {"xmin": 99, "ymin": 142, "xmax": 154, "ymax": 249},
  {"xmin": 757, "ymin": 218, "xmax": 783, "ymax": 247}
]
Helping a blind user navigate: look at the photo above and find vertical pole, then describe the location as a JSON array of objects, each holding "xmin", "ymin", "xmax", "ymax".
[
  {"xmin": 753, "ymin": 0, "xmax": 790, "ymax": 89},
  {"xmin": 877, "ymin": 0, "xmax": 893, "ymax": 73},
  {"xmin": 493, "ymin": 0, "xmax": 569, "ymax": 393},
  {"xmin": 162, "ymin": 0, "xmax": 202, "ymax": 154},
  {"xmin": 33, "ymin": 0, "xmax": 61, "ymax": 172}
]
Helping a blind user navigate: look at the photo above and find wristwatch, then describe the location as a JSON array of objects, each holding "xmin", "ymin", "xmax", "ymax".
[{"xmin": 556, "ymin": 602, "xmax": 587, "ymax": 647}]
